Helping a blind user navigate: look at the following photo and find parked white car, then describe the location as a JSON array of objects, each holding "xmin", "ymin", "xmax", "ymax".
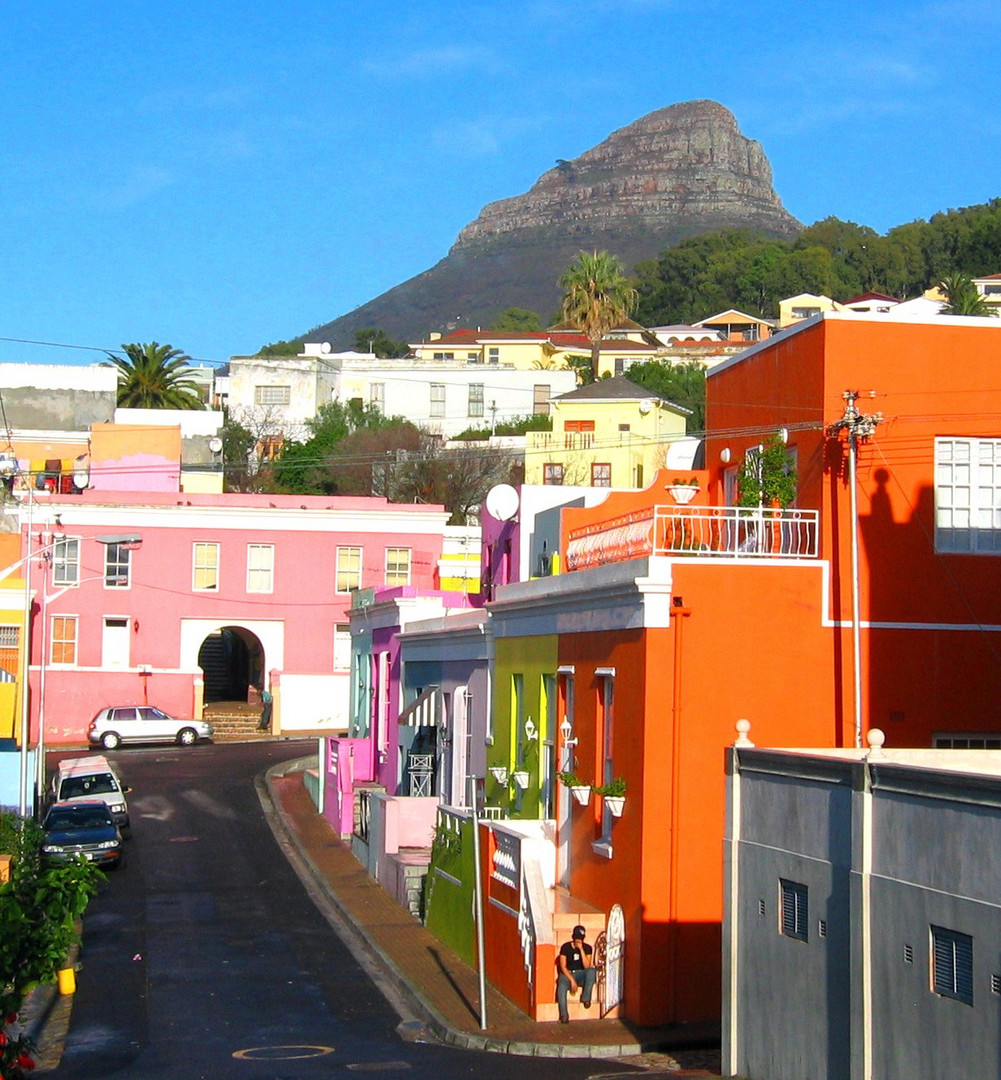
[{"xmin": 87, "ymin": 706, "xmax": 213, "ymax": 749}]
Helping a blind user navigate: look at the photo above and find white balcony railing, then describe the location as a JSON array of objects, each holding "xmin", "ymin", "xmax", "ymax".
[{"xmin": 565, "ymin": 504, "xmax": 820, "ymax": 570}]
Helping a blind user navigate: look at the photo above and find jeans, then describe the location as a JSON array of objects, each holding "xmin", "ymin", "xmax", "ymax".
[{"xmin": 557, "ymin": 967, "xmax": 597, "ymax": 1020}]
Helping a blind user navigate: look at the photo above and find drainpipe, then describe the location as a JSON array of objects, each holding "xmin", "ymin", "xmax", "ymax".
[{"xmin": 668, "ymin": 596, "xmax": 690, "ymax": 1017}]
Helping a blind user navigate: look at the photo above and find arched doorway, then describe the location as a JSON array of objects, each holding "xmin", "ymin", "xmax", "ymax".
[{"xmin": 197, "ymin": 626, "xmax": 265, "ymax": 704}]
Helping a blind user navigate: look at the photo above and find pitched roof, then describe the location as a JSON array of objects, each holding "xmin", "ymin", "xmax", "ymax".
[{"xmin": 555, "ymin": 375, "xmax": 691, "ymax": 413}]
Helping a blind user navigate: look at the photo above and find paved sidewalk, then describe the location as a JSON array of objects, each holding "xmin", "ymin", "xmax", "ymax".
[{"xmin": 262, "ymin": 757, "xmax": 721, "ymax": 1063}]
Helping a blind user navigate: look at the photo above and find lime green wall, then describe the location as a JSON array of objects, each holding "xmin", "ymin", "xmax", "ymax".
[
  {"xmin": 486, "ymin": 635, "xmax": 558, "ymax": 817},
  {"xmin": 424, "ymin": 816, "xmax": 476, "ymax": 962}
]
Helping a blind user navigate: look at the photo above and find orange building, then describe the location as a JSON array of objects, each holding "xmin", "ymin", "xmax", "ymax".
[{"xmin": 535, "ymin": 311, "xmax": 1001, "ymax": 1025}]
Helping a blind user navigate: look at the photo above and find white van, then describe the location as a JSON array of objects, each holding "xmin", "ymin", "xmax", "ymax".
[{"xmin": 51, "ymin": 755, "xmax": 131, "ymax": 833}]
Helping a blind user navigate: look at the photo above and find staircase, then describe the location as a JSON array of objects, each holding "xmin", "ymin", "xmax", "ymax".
[{"xmin": 203, "ymin": 701, "xmax": 270, "ymax": 741}]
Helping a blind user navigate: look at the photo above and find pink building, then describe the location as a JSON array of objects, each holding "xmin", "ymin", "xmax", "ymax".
[{"xmin": 15, "ymin": 489, "xmax": 449, "ymax": 746}]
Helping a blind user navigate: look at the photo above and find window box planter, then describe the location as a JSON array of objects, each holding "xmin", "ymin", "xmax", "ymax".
[
  {"xmin": 603, "ymin": 795, "xmax": 625, "ymax": 817},
  {"xmin": 489, "ymin": 766, "xmax": 509, "ymax": 785},
  {"xmin": 668, "ymin": 483, "xmax": 699, "ymax": 505}
]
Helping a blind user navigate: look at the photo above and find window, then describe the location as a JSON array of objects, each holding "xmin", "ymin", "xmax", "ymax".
[
  {"xmin": 432, "ymin": 352, "xmax": 454, "ymax": 361},
  {"xmin": 592, "ymin": 463, "xmax": 611, "ymax": 487},
  {"xmin": 791, "ymin": 307, "xmax": 821, "ymax": 319},
  {"xmin": 193, "ymin": 543, "xmax": 219, "ymax": 591},
  {"xmin": 258, "ymin": 435, "xmax": 283, "ymax": 461},
  {"xmin": 468, "ymin": 383, "xmax": 484, "ymax": 417},
  {"xmin": 385, "ymin": 547, "xmax": 410, "ymax": 587},
  {"xmin": 614, "ymin": 358, "xmax": 625, "ymax": 375},
  {"xmin": 935, "ymin": 733, "xmax": 1001, "ymax": 749},
  {"xmin": 488, "ymin": 347, "xmax": 499, "ymax": 365},
  {"xmin": 333, "ymin": 624, "xmax": 351, "ymax": 670},
  {"xmin": 247, "ymin": 544, "xmax": 274, "ymax": 593},
  {"xmin": 430, "ymin": 383, "xmax": 445, "ymax": 417},
  {"xmin": 51, "ymin": 616, "xmax": 77, "ymax": 665},
  {"xmin": 104, "ymin": 542, "xmax": 132, "ymax": 588},
  {"xmin": 565, "ymin": 420, "xmax": 595, "ymax": 433},
  {"xmin": 543, "ymin": 463, "xmax": 564, "ymax": 486},
  {"xmin": 932, "ymin": 925, "xmax": 973, "ymax": 1005},
  {"xmin": 936, "ymin": 438, "xmax": 1001, "ymax": 552},
  {"xmin": 780, "ymin": 879, "xmax": 808, "ymax": 942},
  {"xmin": 52, "ymin": 537, "xmax": 79, "ymax": 587},
  {"xmin": 596, "ymin": 669, "xmax": 616, "ymax": 849},
  {"xmin": 254, "ymin": 385, "xmax": 291, "ymax": 406},
  {"xmin": 336, "ymin": 546, "xmax": 362, "ymax": 593},
  {"xmin": 369, "ymin": 383, "xmax": 385, "ymax": 411},
  {"xmin": 534, "ymin": 384, "xmax": 550, "ymax": 415},
  {"xmin": 0, "ymin": 625, "xmax": 18, "ymax": 680}
]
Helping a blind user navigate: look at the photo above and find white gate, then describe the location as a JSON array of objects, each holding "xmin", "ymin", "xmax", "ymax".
[{"xmin": 599, "ymin": 904, "xmax": 625, "ymax": 1016}]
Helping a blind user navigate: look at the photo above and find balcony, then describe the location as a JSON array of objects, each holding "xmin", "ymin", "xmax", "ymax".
[{"xmin": 565, "ymin": 504, "xmax": 819, "ymax": 570}]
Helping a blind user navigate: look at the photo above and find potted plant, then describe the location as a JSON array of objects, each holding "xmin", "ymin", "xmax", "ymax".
[
  {"xmin": 594, "ymin": 776, "xmax": 627, "ymax": 817},
  {"xmin": 558, "ymin": 770, "xmax": 592, "ymax": 806},
  {"xmin": 511, "ymin": 769, "xmax": 530, "ymax": 790},
  {"xmin": 737, "ymin": 434, "xmax": 797, "ymax": 509},
  {"xmin": 489, "ymin": 765, "xmax": 509, "ymax": 785},
  {"xmin": 668, "ymin": 476, "xmax": 700, "ymax": 504}
]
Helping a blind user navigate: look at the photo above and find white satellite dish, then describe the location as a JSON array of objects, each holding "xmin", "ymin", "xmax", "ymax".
[
  {"xmin": 73, "ymin": 470, "xmax": 90, "ymax": 489},
  {"xmin": 320, "ymin": 342, "xmax": 332, "ymax": 354},
  {"xmin": 638, "ymin": 399, "xmax": 653, "ymax": 414},
  {"xmin": 485, "ymin": 484, "xmax": 519, "ymax": 522},
  {"xmin": 208, "ymin": 437, "xmax": 223, "ymax": 453}
]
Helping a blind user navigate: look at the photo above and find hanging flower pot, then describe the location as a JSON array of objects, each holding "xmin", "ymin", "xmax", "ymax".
[
  {"xmin": 570, "ymin": 785, "xmax": 591, "ymax": 806},
  {"xmin": 603, "ymin": 795, "xmax": 625, "ymax": 817},
  {"xmin": 668, "ymin": 479, "xmax": 699, "ymax": 504},
  {"xmin": 512, "ymin": 770, "xmax": 530, "ymax": 790},
  {"xmin": 489, "ymin": 765, "xmax": 509, "ymax": 785}
]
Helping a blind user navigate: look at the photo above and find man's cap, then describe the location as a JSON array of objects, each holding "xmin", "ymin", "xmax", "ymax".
[{"xmin": 572, "ymin": 925, "xmax": 586, "ymax": 939}]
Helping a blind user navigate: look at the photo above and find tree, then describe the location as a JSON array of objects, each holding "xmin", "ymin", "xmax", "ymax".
[
  {"xmin": 625, "ymin": 360, "xmax": 706, "ymax": 433},
  {"xmin": 559, "ymin": 251, "xmax": 638, "ymax": 380},
  {"xmin": 109, "ymin": 342, "xmax": 204, "ymax": 409},
  {"xmin": 354, "ymin": 328, "xmax": 410, "ymax": 358},
  {"xmin": 737, "ymin": 434, "xmax": 798, "ymax": 508},
  {"xmin": 490, "ymin": 307, "xmax": 543, "ymax": 332},
  {"xmin": 939, "ymin": 272, "xmax": 995, "ymax": 317},
  {"xmin": 256, "ymin": 339, "xmax": 302, "ymax": 357}
]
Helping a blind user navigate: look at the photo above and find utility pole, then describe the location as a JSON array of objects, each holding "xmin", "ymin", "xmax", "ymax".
[
  {"xmin": 489, "ymin": 401, "xmax": 498, "ymax": 438},
  {"xmin": 827, "ymin": 390, "xmax": 883, "ymax": 748}
]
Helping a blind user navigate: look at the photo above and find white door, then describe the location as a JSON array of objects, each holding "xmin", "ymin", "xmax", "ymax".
[{"xmin": 102, "ymin": 618, "xmax": 130, "ymax": 668}]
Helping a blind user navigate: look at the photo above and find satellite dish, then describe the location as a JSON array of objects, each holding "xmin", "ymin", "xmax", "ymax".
[
  {"xmin": 208, "ymin": 437, "xmax": 223, "ymax": 453},
  {"xmin": 638, "ymin": 399, "xmax": 653, "ymax": 414},
  {"xmin": 485, "ymin": 484, "xmax": 519, "ymax": 522},
  {"xmin": 320, "ymin": 342, "xmax": 332, "ymax": 354},
  {"xmin": 73, "ymin": 470, "xmax": 90, "ymax": 489}
]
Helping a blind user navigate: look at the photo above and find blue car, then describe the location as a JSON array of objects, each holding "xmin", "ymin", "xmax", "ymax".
[{"xmin": 41, "ymin": 800, "xmax": 125, "ymax": 869}]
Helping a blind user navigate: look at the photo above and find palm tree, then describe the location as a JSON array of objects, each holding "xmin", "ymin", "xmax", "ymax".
[
  {"xmin": 558, "ymin": 250, "xmax": 638, "ymax": 380},
  {"xmin": 939, "ymin": 273, "xmax": 995, "ymax": 317},
  {"xmin": 109, "ymin": 342, "xmax": 204, "ymax": 409}
]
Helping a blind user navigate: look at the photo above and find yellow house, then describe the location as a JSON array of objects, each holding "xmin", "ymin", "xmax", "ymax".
[
  {"xmin": 410, "ymin": 328, "xmax": 664, "ymax": 377},
  {"xmin": 777, "ymin": 292, "xmax": 845, "ymax": 327},
  {"xmin": 524, "ymin": 376, "xmax": 690, "ymax": 488}
]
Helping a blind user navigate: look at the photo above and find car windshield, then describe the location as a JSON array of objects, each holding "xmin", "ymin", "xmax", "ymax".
[
  {"xmin": 48, "ymin": 810, "xmax": 113, "ymax": 830},
  {"xmin": 61, "ymin": 775, "xmax": 118, "ymax": 798}
]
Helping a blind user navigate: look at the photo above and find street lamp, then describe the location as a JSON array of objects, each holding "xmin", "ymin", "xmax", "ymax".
[{"xmin": 16, "ymin": 526, "xmax": 143, "ymax": 816}]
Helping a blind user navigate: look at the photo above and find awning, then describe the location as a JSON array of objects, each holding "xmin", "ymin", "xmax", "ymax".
[{"xmin": 398, "ymin": 686, "xmax": 440, "ymax": 727}]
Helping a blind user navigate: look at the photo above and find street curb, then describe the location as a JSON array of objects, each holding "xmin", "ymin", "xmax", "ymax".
[{"xmin": 259, "ymin": 757, "xmax": 668, "ymax": 1059}]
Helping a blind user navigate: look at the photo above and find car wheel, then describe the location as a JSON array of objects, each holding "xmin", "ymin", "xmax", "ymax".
[
  {"xmin": 177, "ymin": 727, "xmax": 198, "ymax": 747},
  {"xmin": 101, "ymin": 731, "xmax": 122, "ymax": 750}
]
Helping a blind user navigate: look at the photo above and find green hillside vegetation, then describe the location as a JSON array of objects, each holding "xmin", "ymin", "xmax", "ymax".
[{"xmin": 633, "ymin": 199, "xmax": 1001, "ymax": 325}]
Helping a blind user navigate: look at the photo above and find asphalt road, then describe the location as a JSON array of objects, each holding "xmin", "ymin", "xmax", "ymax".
[{"xmin": 43, "ymin": 741, "xmax": 641, "ymax": 1080}]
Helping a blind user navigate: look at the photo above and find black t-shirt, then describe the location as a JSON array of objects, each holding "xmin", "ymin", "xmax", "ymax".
[{"xmin": 559, "ymin": 940, "xmax": 592, "ymax": 973}]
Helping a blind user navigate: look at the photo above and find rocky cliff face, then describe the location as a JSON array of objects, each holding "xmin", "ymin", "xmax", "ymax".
[
  {"xmin": 306, "ymin": 101, "xmax": 801, "ymax": 347},
  {"xmin": 455, "ymin": 100, "xmax": 798, "ymax": 251}
]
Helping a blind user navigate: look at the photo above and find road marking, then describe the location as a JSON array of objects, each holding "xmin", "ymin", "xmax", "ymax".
[{"xmin": 232, "ymin": 1044, "xmax": 334, "ymax": 1061}]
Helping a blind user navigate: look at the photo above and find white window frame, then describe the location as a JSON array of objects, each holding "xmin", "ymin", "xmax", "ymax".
[
  {"xmin": 468, "ymin": 383, "xmax": 484, "ymax": 418},
  {"xmin": 104, "ymin": 542, "xmax": 132, "ymax": 589},
  {"xmin": 255, "ymin": 385, "xmax": 290, "ymax": 406},
  {"xmin": 336, "ymin": 546, "xmax": 362, "ymax": 593},
  {"xmin": 102, "ymin": 616, "xmax": 131, "ymax": 668},
  {"xmin": 369, "ymin": 382, "xmax": 385, "ymax": 411},
  {"xmin": 533, "ymin": 384, "xmax": 550, "ymax": 415},
  {"xmin": 385, "ymin": 547, "xmax": 411, "ymax": 587},
  {"xmin": 52, "ymin": 537, "xmax": 80, "ymax": 587},
  {"xmin": 246, "ymin": 543, "xmax": 274, "ymax": 594},
  {"xmin": 50, "ymin": 615, "xmax": 78, "ymax": 666},
  {"xmin": 333, "ymin": 624, "xmax": 351, "ymax": 671},
  {"xmin": 192, "ymin": 542, "xmax": 220, "ymax": 592},
  {"xmin": 935, "ymin": 437, "xmax": 1001, "ymax": 552},
  {"xmin": 430, "ymin": 383, "xmax": 446, "ymax": 418}
]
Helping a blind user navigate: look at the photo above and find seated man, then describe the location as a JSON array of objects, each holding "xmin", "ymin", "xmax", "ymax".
[{"xmin": 556, "ymin": 924, "xmax": 597, "ymax": 1023}]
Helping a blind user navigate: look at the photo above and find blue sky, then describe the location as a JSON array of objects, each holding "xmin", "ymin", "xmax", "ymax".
[{"xmin": 1, "ymin": 1, "xmax": 997, "ymax": 368}]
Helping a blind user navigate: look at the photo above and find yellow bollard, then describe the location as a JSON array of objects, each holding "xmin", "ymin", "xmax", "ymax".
[{"xmin": 57, "ymin": 967, "xmax": 76, "ymax": 995}]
